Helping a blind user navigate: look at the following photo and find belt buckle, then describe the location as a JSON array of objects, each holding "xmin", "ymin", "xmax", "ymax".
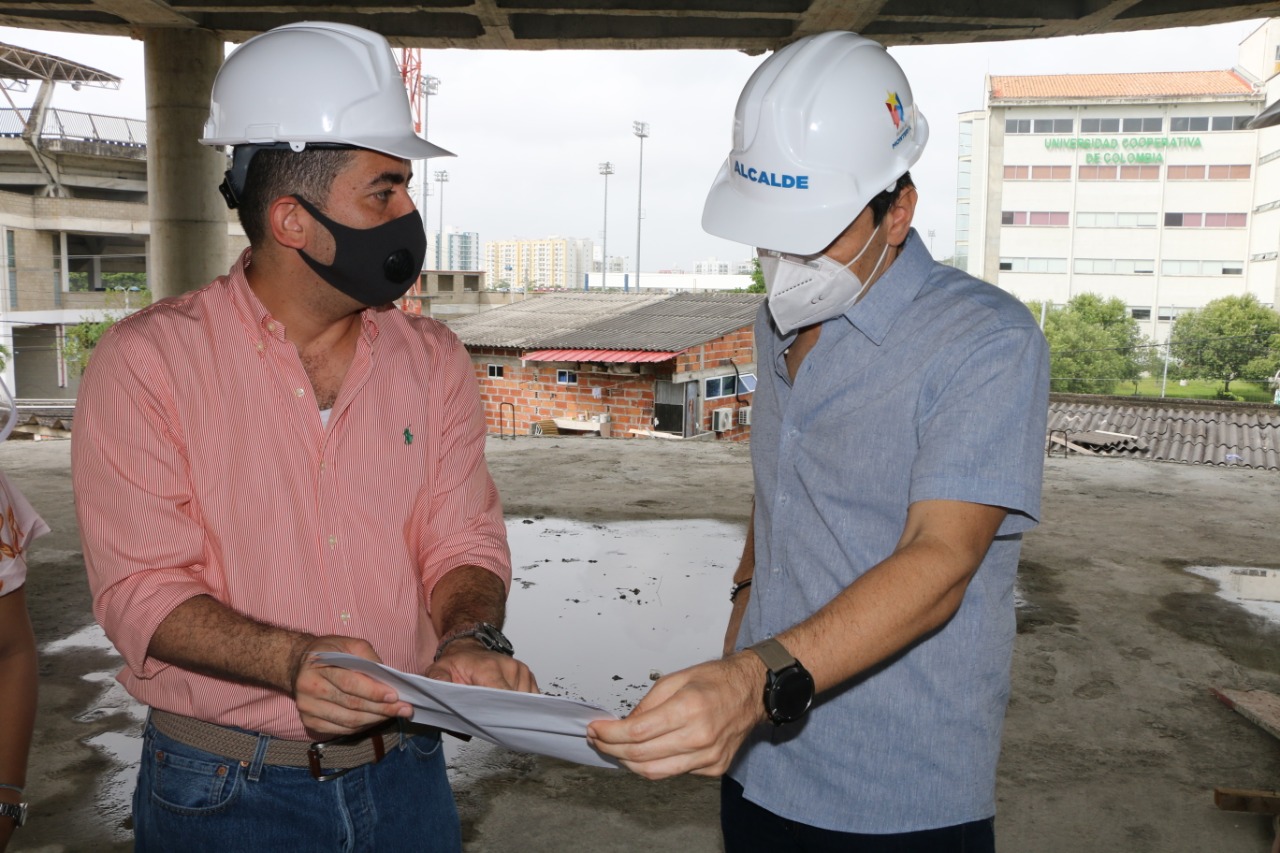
[{"xmin": 307, "ymin": 730, "xmax": 388, "ymax": 782}]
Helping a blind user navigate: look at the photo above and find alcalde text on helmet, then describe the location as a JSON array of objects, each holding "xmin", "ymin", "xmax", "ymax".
[{"xmin": 733, "ymin": 160, "xmax": 809, "ymax": 189}]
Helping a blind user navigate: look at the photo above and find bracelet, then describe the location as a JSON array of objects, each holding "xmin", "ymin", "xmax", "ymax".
[
  {"xmin": 0, "ymin": 784, "xmax": 22, "ymax": 794},
  {"xmin": 729, "ymin": 578, "xmax": 753, "ymax": 602}
]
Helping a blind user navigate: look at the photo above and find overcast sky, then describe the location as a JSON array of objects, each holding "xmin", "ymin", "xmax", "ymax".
[{"xmin": 0, "ymin": 19, "xmax": 1267, "ymax": 271}]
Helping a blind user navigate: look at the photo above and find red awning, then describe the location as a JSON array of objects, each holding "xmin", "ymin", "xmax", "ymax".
[{"xmin": 522, "ymin": 349, "xmax": 680, "ymax": 363}]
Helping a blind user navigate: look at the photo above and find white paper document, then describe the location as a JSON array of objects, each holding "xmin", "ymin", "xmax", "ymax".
[{"xmin": 313, "ymin": 652, "xmax": 621, "ymax": 769}]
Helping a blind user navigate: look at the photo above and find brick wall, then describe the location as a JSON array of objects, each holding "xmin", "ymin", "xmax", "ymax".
[
  {"xmin": 676, "ymin": 326, "xmax": 756, "ymax": 442},
  {"xmin": 471, "ymin": 348, "xmax": 661, "ymax": 438},
  {"xmin": 467, "ymin": 322, "xmax": 757, "ymax": 441}
]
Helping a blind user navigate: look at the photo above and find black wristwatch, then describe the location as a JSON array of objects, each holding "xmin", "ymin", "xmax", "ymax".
[
  {"xmin": 748, "ymin": 637, "xmax": 815, "ymax": 725},
  {"xmin": 0, "ymin": 801, "xmax": 27, "ymax": 829},
  {"xmin": 434, "ymin": 622, "xmax": 515, "ymax": 661}
]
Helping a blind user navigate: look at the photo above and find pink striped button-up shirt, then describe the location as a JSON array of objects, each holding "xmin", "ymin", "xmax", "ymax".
[{"xmin": 72, "ymin": 250, "xmax": 510, "ymax": 740}]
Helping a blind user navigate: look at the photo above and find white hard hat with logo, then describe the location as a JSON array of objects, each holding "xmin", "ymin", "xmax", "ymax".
[
  {"xmin": 203, "ymin": 21, "xmax": 450, "ymax": 159},
  {"xmin": 702, "ymin": 31, "xmax": 928, "ymax": 256},
  {"xmin": 201, "ymin": 21, "xmax": 452, "ymax": 206}
]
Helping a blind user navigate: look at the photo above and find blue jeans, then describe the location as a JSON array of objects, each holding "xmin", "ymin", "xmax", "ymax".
[
  {"xmin": 721, "ymin": 777, "xmax": 994, "ymax": 853},
  {"xmin": 133, "ymin": 717, "xmax": 461, "ymax": 853}
]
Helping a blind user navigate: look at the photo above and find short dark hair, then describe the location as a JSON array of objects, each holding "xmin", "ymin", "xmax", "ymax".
[
  {"xmin": 236, "ymin": 147, "xmax": 356, "ymax": 246},
  {"xmin": 868, "ymin": 171, "xmax": 914, "ymax": 227}
]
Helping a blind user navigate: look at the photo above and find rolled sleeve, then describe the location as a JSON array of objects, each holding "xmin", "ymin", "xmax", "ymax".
[
  {"xmin": 416, "ymin": 337, "xmax": 510, "ymax": 608},
  {"xmin": 72, "ymin": 322, "xmax": 213, "ymax": 678}
]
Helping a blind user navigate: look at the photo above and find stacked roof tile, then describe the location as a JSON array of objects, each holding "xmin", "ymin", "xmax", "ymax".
[{"xmin": 1048, "ymin": 395, "xmax": 1280, "ymax": 470}]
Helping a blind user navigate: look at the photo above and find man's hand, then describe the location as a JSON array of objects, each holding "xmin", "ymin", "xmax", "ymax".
[
  {"xmin": 292, "ymin": 635, "xmax": 413, "ymax": 738},
  {"xmin": 586, "ymin": 652, "xmax": 766, "ymax": 780},
  {"xmin": 426, "ymin": 640, "xmax": 539, "ymax": 693}
]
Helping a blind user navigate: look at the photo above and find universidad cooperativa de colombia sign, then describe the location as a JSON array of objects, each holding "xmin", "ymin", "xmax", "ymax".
[{"xmin": 1044, "ymin": 136, "xmax": 1203, "ymax": 164}]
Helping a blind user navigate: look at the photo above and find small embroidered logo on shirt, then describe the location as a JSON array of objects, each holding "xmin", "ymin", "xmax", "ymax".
[{"xmin": 403, "ymin": 427, "xmax": 414, "ymax": 445}]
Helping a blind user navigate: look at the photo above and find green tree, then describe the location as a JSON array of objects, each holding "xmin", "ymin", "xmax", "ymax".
[
  {"xmin": 1169, "ymin": 294, "xmax": 1280, "ymax": 396},
  {"xmin": 61, "ymin": 287, "xmax": 152, "ymax": 376},
  {"xmin": 1027, "ymin": 293, "xmax": 1144, "ymax": 394},
  {"xmin": 746, "ymin": 256, "xmax": 765, "ymax": 293}
]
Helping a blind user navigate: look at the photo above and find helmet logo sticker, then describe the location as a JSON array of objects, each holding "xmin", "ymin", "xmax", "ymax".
[
  {"xmin": 885, "ymin": 91, "xmax": 904, "ymax": 129},
  {"xmin": 886, "ymin": 92, "xmax": 913, "ymax": 149},
  {"xmin": 733, "ymin": 160, "xmax": 809, "ymax": 189}
]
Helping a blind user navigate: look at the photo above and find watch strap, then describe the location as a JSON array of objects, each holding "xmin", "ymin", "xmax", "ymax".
[
  {"xmin": 434, "ymin": 622, "xmax": 514, "ymax": 661},
  {"xmin": 748, "ymin": 636, "xmax": 797, "ymax": 673},
  {"xmin": 0, "ymin": 801, "xmax": 26, "ymax": 828}
]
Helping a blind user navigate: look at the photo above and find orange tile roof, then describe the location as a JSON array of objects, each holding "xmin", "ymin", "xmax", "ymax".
[{"xmin": 991, "ymin": 71, "xmax": 1254, "ymax": 101}]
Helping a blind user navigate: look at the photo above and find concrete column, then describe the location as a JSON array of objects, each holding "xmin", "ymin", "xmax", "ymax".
[{"xmin": 143, "ymin": 28, "xmax": 226, "ymax": 299}]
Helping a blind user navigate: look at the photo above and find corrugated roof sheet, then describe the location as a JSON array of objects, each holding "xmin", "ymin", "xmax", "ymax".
[
  {"xmin": 1048, "ymin": 396, "xmax": 1280, "ymax": 470},
  {"xmin": 990, "ymin": 71, "xmax": 1255, "ymax": 101},
  {"xmin": 448, "ymin": 291, "xmax": 764, "ymax": 352},
  {"xmin": 523, "ymin": 349, "xmax": 680, "ymax": 363}
]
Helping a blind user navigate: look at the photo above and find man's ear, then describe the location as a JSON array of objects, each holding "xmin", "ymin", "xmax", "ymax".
[
  {"xmin": 886, "ymin": 184, "xmax": 918, "ymax": 247},
  {"xmin": 268, "ymin": 196, "xmax": 308, "ymax": 250}
]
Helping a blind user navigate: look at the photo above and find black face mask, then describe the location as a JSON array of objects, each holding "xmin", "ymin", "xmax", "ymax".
[{"xmin": 293, "ymin": 195, "xmax": 427, "ymax": 307}]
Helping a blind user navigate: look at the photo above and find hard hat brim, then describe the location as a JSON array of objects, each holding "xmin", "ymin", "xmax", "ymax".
[
  {"xmin": 700, "ymin": 159, "xmax": 865, "ymax": 256},
  {"xmin": 201, "ymin": 132, "xmax": 454, "ymax": 162}
]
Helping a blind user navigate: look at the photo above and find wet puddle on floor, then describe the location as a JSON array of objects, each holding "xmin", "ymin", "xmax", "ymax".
[
  {"xmin": 1185, "ymin": 565, "xmax": 1280, "ymax": 624},
  {"xmin": 44, "ymin": 518, "xmax": 742, "ymax": 818},
  {"xmin": 445, "ymin": 517, "xmax": 740, "ymax": 784}
]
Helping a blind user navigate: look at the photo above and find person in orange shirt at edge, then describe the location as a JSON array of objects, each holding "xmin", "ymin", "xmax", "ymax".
[
  {"xmin": 71, "ymin": 22, "xmax": 536, "ymax": 852},
  {"xmin": 0, "ymin": 377, "xmax": 51, "ymax": 850}
]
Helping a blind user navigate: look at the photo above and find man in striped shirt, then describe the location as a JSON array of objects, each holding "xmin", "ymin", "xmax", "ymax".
[{"xmin": 72, "ymin": 23, "xmax": 534, "ymax": 851}]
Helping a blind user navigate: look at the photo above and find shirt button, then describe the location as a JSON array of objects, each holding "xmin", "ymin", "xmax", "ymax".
[
  {"xmin": 773, "ymin": 564, "xmax": 783, "ymax": 574},
  {"xmin": 255, "ymin": 341, "xmax": 264, "ymax": 353},
  {"xmin": 779, "ymin": 494, "xmax": 789, "ymax": 504},
  {"xmin": 319, "ymin": 461, "xmax": 326, "ymax": 471},
  {"xmin": 295, "ymin": 388, "xmax": 305, "ymax": 397},
  {"xmin": 267, "ymin": 322, "xmax": 277, "ymax": 333},
  {"xmin": 328, "ymin": 534, "xmax": 337, "ymax": 549}
]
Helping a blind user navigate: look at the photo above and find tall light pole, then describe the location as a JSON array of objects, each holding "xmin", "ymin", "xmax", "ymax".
[
  {"xmin": 420, "ymin": 75, "xmax": 440, "ymax": 218},
  {"xmin": 633, "ymin": 121, "xmax": 649, "ymax": 295},
  {"xmin": 434, "ymin": 170, "xmax": 449, "ymax": 269},
  {"xmin": 599, "ymin": 161, "xmax": 613, "ymax": 289}
]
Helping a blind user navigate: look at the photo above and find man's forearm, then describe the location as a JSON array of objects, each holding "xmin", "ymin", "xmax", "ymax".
[
  {"xmin": 147, "ymin": 595, "xmax": 316, "ymax": 695},
  {"xmin": 430, "ymin": 565, "xmax": 507, "ymax": 639},
  {"xmin": 723, "ymin": 512, "xmax": 755, "ymax": 656},
  {"xmin": 774, "ymin": 500, "xmax": 1006, "ymax": 694}
]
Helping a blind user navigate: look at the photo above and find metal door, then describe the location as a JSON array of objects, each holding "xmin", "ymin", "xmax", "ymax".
[{"xmin": 653, "ymin": 380, "xmax": 684, "ymax": 435}]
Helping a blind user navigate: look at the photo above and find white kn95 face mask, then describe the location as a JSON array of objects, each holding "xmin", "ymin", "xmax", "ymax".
[{"xmin": 759, "ymin": 224, "xmax": 888, "ymax": 335}]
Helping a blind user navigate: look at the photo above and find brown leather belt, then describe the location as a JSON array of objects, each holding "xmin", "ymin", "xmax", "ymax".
[{"xmin": 150, "ymin": 709, "xmax": 403, "ymax": 781}]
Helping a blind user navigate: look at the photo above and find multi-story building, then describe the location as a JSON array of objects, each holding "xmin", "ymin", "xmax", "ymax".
[
  {"xmin": 431, "ymin": 227, "xmax": 481, "ymax": 271},
  {"xmin": 957, "ymin": 19, "xmax": 1280, "ymax": 341},
  {"xmin": 483, "ymin": 236, "xmax": 593, "ymax": 290},
  {"xmin": 693, "ymin": 257, "xmax": 755, "ymax": 276}
]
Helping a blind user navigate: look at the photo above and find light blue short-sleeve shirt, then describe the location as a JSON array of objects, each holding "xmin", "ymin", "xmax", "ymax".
[{"xmin": 730, "ymin": 229, "xmax": 1049, "ymax": 834}]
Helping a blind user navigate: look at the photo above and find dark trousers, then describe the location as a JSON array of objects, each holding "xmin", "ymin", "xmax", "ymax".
[{"xmin": 721, "ymin": 777, "xmax": 995, "ymax": 853}]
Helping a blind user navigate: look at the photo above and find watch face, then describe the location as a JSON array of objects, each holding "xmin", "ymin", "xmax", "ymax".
[
  {"xmin": 477, "ymin": 623, "xmax": 515, "ymax": 656},
  {"xmin": 767, "ymin": 665, "xmax": 815, "ymax": 724}
]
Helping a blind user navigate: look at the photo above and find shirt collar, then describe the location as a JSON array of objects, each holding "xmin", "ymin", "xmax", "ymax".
[
  {"xmin": 227, "ymin": 247, "xmax": 382, "ymax": 345},
  {"xmin": 838, "ymin": 228, "xmax": 931, "ymax": 346}
]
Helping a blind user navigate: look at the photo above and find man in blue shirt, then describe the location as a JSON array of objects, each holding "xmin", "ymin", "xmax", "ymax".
[{"xmin": 589, "ymin": 32, "xmax": 1049, "ymax": 852}]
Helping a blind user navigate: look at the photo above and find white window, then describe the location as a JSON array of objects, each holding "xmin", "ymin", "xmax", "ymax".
[
  {"xmin": 487, "ymin": 364, "xmax": 504, "ymax": 378},
  {"xmin": 705, "ymin": 372, "xmax": 757, "ymax": 400},
  {"xmin": 556, "ymin": 369, "xmax": 577, "ymax": 385}
]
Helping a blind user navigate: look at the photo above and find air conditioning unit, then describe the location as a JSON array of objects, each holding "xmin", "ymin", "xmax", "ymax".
[
  {"xmin": 738, "ymin": 406, "xmax": 752, "ymax": 426},
  {"xmin": 712, "ymin": 407, "xmax": 734, "ymax": 432}
]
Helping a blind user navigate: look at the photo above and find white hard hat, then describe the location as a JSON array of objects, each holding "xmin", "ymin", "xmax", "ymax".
[
  {"xmin": 702, "ymin": 31, "xmax": 928, "ymax": 256},
  {"xmin": 201, "ymin": 21, "xmax": 451, "ymax": 161}
]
